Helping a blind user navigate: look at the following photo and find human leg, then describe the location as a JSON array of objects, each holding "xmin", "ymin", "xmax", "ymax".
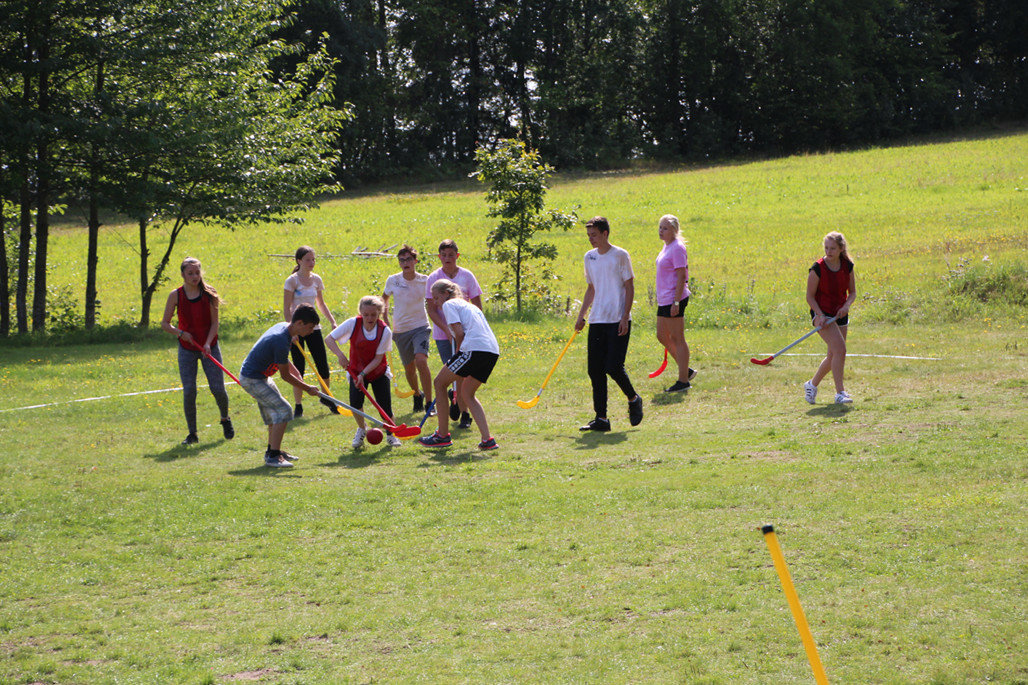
[
  {"xmin": 415, "ymin": 353, "xmax": 433, "ymax": 405},
  {"xmin": 587, "ymin": 323, "xmax": 610, "ymax": 419},
  {"xmin": 290, "ymin": 337, "xmax": 306, "ymax": 406},
  {"xmin": 812, "ymin": 323, "xmax": 847, "ymax": 393},
  {"xmin": 178, "ymin": 345, "xmax": 201, "ymax": 436},
  {"xmin": 459, "ymin": 376, "xmax": 490, "ymax": 442}
]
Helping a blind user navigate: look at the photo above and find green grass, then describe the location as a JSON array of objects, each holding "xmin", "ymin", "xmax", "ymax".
[{"xmin": 2, "ymin": 131, "xmax": 1027, "ymax": 683}]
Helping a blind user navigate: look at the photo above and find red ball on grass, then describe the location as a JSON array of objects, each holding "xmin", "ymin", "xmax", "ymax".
[{"xmin": 366, "ymin": 428, "xmax": 384, "ymax": 445}]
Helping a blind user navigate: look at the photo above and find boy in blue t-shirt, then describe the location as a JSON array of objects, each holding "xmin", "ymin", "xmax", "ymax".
[{"xmin": 239, "ymin": 304, "xmax": 321, "ymax": 467}]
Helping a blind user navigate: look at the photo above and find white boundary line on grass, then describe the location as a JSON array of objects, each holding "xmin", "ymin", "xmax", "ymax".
[
  {"xmin": 0, "ymin": 369, "xmax": 350, "ymax": 414},
  {"xmin": 765, "ymin": 353, "xmax": 942, "ymax": 360}
]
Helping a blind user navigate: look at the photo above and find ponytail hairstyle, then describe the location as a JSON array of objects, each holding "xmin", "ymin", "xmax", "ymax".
[
  {"xmin": 824, "ymin": 231, "xmax": 852, "ymax": 265},
  {"xmin": 358, "ymin": 295, "xmax": 386, "ymax": 317},
  {"xmin": 180, "ymin": 257, "xmax": 221, "ymax": 305},
  {"xmin": 430, "ymin": 278, "xmax": 464, "ymax": 301},
  {"xmin": 659, "ymin": 214, "xmax": 686, "ymax": 246},
  {"xmin": 292, "ymin": 245, "xmax": 315, "ymax": 274}
]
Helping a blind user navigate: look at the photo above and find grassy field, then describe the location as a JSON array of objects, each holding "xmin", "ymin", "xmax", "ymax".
[{"xmin": 1, "ymin": 130, "xmax": 1027, "ymax": 684}]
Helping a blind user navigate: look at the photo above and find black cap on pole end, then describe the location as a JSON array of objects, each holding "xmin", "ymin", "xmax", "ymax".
[{"xmin": 761, "ymin": 524, "xmax": 775, "ymax": 534}]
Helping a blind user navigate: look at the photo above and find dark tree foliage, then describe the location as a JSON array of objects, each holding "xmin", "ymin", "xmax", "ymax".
[{"xmin": 283, "ymin": 0, "xmax": 1025, "ymax": 182}]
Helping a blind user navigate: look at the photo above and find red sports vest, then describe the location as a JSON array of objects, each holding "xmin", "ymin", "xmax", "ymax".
[
  {"xmin": 176, "ymin": 287, "xmax": 217, "ymax": 349},
  {"xmin": 348, "ymin": 318, "xmax": 388, "ymax": 382},
  {"xmin": 813, "ymin": 258, "xmax": 852, "ymax": 317}
]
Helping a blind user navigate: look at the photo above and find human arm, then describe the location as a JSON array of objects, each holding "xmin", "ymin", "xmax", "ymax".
[
  {"xmin": 470, "ymin": 295, "xmax": 483, "ymax": 311},
  {"xmin": 837, "ymin": 269, "xmax": 857, "ymax": 317},
  {"xmin": 669, "ymin": 267, "xmax": 687, "ymax": 317},
  {"xmin": 806, "ymin": 269, "xmax": 826, "ymax": 327},
  {"xmin": 282, "ymin": 286, "xmax": 293, "ymax": 324},
  {"xmin": 279, "ymin": 361, "xmax": 319, "ymax": 396},
  {"xmin": 204, "ymin": 298, "xmax": 220, "ymax": 354},
  {"xmin": 426, "ymin": 296, "xmax": 450, "ymax": 340},
  {"xmin": 576, "ymin": 284, "xmax": 595, "ymax": 331},
  {"xmin": 159, "ymin": 291, "xmax": 192, "ymax": 344},
  {"xmin": 381, "ymin": 293, "xmax": 391, "ymax": 329},
  {"xmin": 324, "ymin": 320, "xmax": 354, "ymax": 369},
  {"xmin": 619, "ymin": 278, "xmax": 634, "ymax": 336},
  {"xmin": 315, "ymin": 288, "xmax": 337, "ymax": 329},
  {"xmin": 449, "ymin": 322, "xmax": 466, "ymax": 352}
]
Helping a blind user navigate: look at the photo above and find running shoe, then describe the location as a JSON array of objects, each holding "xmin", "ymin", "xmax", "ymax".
[
  {"xmin": 688, "ymin": 367, "xmax": 698, "ymax": 381},
  {"xmin": 280, "ymin": 450, "xmax": 299, "ymax": 462},
  {"xmin": 294, "ymin": 403, "xmax": 304, "ymax": 418},
  {"xmin": 458, "ymin": 411, "xmax": 473, "ymax": 429},
  {"xmin": 478, "ymin": 437, "xmax": 499, "ymax": 450},
  {"xmin": 579, "ymin": 418, "xmax": 611, "ymax": 432},
  {"xmin": 181, "ymin": 433, "xmax": 199, "ymax": 446},
  {"xmin": 804, "ymin": 380, "xmax": 818, "ymax": 405},
  {"xmin": 221, "ymin": 418, "xmax": 235, "ymax": 440},
  {"xmin": 418, "ymin": 431, "xmax": 453, "ymax": 448},
  {"xmin": 628, "ymin": 396, "xmax": 644, "ymax": 426},
  {"xmin": 264, "ymin": 451, "xmax": 293, "ymax": 468},
  {"xmin": 352, "ymin": 427, "xmax": 366, "ymax": 449},
  {"xmin": 413, "ymin": 393, "xmax": 424, "ymax": 413},
  {"xmin": 665, "ymin": 380, "xmax": 691, "ymax": 393},
  {"xmin": 834, "ymin": 391, "xmax": 853, "ymax": 404},
  {"xmin": 386, "ymin": 434, "xmax": 403, "ymax": 447},
  {"xmin": 320, "ymin": 396, "xmax": 341, "ymax": 414}
]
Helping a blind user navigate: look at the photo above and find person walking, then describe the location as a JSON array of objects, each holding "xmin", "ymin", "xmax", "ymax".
[
  {"xmin": 575, "ymin": 217, "xmax": 643, "ymax": 431},
  {"xmin": 382, "ymin": 245, "xmax": 434, "ymax": 414},
  {"xmin": 160, "ymin": 257, "xmax": 234, "ymax": 445},
  {"xmin": 804, "ymin": 231, "xmax": 857, "ymax": 404},
  {"xmin": 654, "ymin": 214, "xmax": 696, "ymax": 393},
  {"xmin": 425, "ymin": 239, "xmax": 483, "ymax": 430},
  {"xmin": 283, "ymin": 245, "xmax": 338, "ymax": 417},
  {"xmin": 418, "ymin": 280, "xmax": 500, "ymax": 450}
]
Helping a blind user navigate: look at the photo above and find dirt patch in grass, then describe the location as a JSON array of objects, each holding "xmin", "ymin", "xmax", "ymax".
[{"xmin": 224, "ymin": 668, "xmax": 278, "ymax": 681}]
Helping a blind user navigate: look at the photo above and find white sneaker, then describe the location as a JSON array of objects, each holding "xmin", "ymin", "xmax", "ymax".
[
  {"xmin": 834, "ymin": 391, "xmax": 853, "ymax": 404},
  {"xmin": 803, "ymin": 380, "xmax": 817, "ymax": 404},
  {"xmin": 352, "ymin": 427, "xmax": 366, "ymax": 448},
  {"xmin": 386, "ymin": 434, "xmax": 402, "ymax": 447}
]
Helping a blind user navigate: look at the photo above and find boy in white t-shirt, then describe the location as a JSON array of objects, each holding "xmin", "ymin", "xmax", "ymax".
[
  {"xmin": 574, "ymin": 217, "xmax": 643, "ymax": 432},
  {"xmin": 383, "ymin": 245, "xmax": 434, "ymax": 414},
  {"xmin": 425, "ymin": 239, "xmax": 483, "ymax": 430}
]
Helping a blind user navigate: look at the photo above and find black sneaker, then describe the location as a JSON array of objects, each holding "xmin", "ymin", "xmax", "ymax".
[
  {"xmin": 478, "ymin": 437, "xmax": 499, "ymax": 450},
  {"xmin": 413, "ymin": 393, "xmax": 424, "ymax": 413},
  {"xmin": 418, "ymin": 431, "xmax": 452, "ymax": 448},
  {"xmin": 458, "ymin": 412, "xmax": 473, "ymax": 429},
  {"xmin": 294, "ymin": 403, "xmax": 304, "ymax": 418},
  {"xmin": 665, "ymin": 380, "xmax": 691, "ymax": 393},
  {"xmin": 688, "ymin": 367, "xmax": 697, "ymax": 381},
  {"xmin": 628, "ymin": 396, "xmax": 644, "ymax": 426},
  {"xmin": 579, "ymin": 418, "xmax": 611, "ymax": 432},
  {"xmin": 279, "ymin": 450, "xmax": 299, "ymax": 462},
  {"xmin": 319, "ymin": 396, "xmax": 341, "ymax": 414},
  {"xmin": 181, "ymin": 433, "xmax": 199, "ymax": 445},
  {"xmin": 221, "ymin": 418, "xmax": 235, "ymax": 439}
]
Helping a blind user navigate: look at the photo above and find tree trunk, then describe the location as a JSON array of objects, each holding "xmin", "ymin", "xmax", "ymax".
[
  {"xmin": 0, "ymin": 168, "xmax": 8, "ymax": 337},
  {"xmin": 515, "ymin": 243, "xmax": 522, "ymax": 313},
  {"xmin": 31, "ymin": 36, "xmax": 51, "ymax": 333},
  {"xmin": 16, "ymin": 177, "xmax": 31, "ymax": 335},
  {"xmin": 138, "ymin": 218, "xmax": 150, "ymax": 327},
  {"xmin": 85, "ymin": 61, "xmax": 104, "ymax": 329}
]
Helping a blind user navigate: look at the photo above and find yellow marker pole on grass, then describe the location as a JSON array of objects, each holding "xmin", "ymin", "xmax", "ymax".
[{"xmin": 761, "ymin": 524, "xmax": 830, "ymax": 685}]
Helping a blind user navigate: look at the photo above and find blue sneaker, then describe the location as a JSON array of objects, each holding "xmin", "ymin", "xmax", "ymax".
[
  {"xmin": 418, "ymin": 431, "xmax": 452, "ymax": 448},
  {"xmin": 478, "ymin": 437, "xmax": 498, "ymax": 450}
]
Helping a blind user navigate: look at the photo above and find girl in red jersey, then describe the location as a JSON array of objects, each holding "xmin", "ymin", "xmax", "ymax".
[
  {"xmin": 804, "ymin": 232, "xmax": 857, "ymax": 404},
  {"xmin": 161, "ymin": 257, "xmax": 234, "ymax": 444},
  {"xmin": 326, "ymin": 296, "xmax": 402, "ymax": 449}
]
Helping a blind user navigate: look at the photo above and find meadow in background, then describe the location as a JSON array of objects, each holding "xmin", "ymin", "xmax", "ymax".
[{"xmin": 0, "ymin": 130, "xmax": 1025, "ymax": 683}]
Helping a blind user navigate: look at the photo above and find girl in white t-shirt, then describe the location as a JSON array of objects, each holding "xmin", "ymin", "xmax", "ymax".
[
  {"xmin": 418, "ymin": 279, "xmax": 500, "ymax": 451},
  {"xmin": 283, "ymin": 246, "xmax": 338, "ymax": 416}
]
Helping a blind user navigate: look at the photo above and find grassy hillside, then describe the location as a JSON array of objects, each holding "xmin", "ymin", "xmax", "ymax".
[{"xmin": 1, "ymin": 132, "xmax": 1026, "ymax": 684}]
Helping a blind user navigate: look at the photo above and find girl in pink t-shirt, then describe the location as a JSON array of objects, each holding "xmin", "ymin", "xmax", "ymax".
[{"xmin": 654, "ymin": 215, "xmax": 695, "ymax": 393}]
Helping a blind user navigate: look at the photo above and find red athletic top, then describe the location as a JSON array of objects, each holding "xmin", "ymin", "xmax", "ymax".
[
  {"xmin": 810, "ymin": 258, "xmax": 853, "ymax": 317},
  {"xmin": 176, "ymin": 286, "xmax": 217, "ymax": 350},
  {"xmin": 348, "ymin": 318, "xmax": 388, "ymax": 382}
]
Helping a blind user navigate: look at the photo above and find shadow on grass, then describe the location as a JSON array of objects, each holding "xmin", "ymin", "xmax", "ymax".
[
  {"xmin": 143, "ymin": 440, "xmax": 224, "ymax": 462},
  {"xmin": 415, "ymin": 448, "xmax": 493, "ymax": 467},
  {"xmin": 324, "ymin": 448, "xmax": 388, "ymax": 469},
  {"xmin": 573, "ymin": 432, "xmax": 629, "ymax": 449},
  {"xmin": 227, "ymin": 464, "xmax": 301, "ymax": 478},
  {"xmin": 806, "ymin": 404, "xmax": 855, "ymax": 418},
  {"xmin": 649, "ymin": 390, "xmax": 689, "ymax": 406}
]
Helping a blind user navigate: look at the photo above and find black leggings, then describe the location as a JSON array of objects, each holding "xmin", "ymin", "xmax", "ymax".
[
  {"xmin": 289, "ymin": 329, "xmax": 331, "ymax": 383},
  {"xmin": 587, "ymin": 322, "xmax": 637, "ymax": 418}
]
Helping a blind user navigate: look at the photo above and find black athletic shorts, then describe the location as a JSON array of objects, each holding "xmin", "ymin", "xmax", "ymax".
[
  {"xmin": 657, "ymin": 297, "xmax": 689, "ymax": 318},
  {"xmin": 809, "ymin": 310, "xmax": 848, "ymax": 327},
  {"xmin": 446, "ymin": 350, "xmax": 499, "ymax": 384}
]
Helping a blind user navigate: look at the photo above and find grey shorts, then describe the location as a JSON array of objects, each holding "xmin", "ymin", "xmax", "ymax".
[
  {"xmin": 393, "ymin": 326, "xmax": 432, "ymax": 366},
  {"xmin": 239, "ymin": 375, "xmax": 293, "ymax": 426}
]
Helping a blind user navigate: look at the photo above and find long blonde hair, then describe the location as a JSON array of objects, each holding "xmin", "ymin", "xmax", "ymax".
[
  {"xmin": 824, "ymin": 231, "xmax": 852, "ymax": 264},
  {"xmin": 180, "ymin": 257, "xmax": 221, "ymax": 305}
]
